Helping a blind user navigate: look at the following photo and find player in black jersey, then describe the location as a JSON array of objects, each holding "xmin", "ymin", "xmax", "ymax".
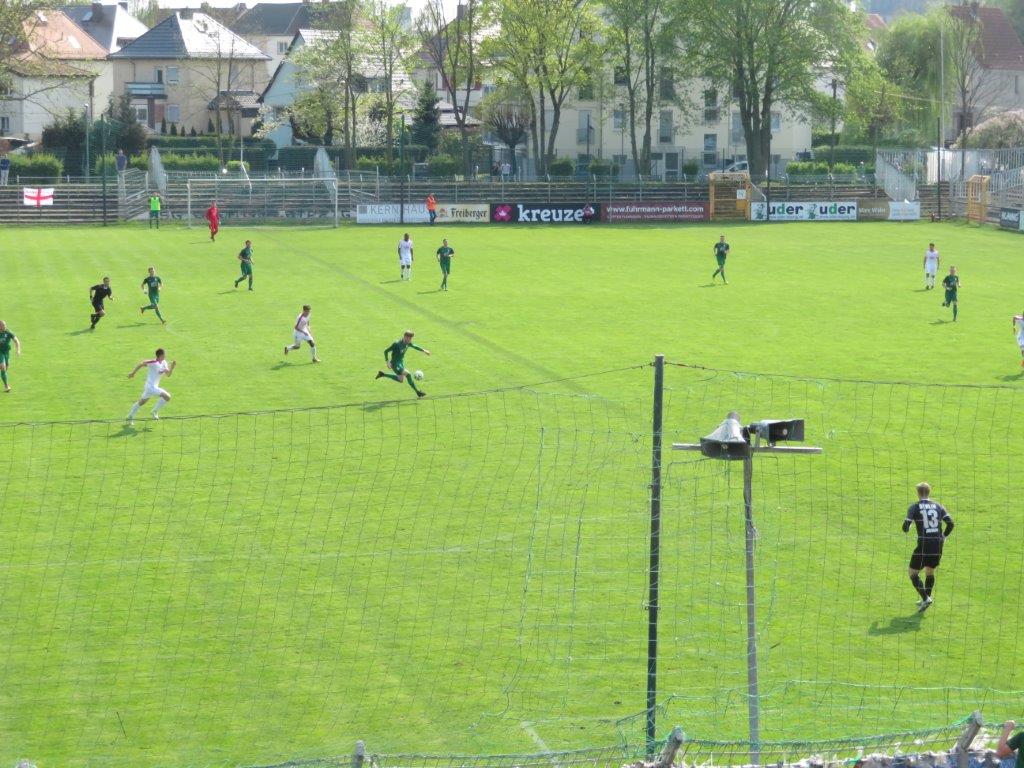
[
  {"xmin": 89, "ymin": 277, "xmax": 113, "ymax": 329},
  {"xmin": 902, "ymin": 481, "xmax": 954, "ymax": 612}
]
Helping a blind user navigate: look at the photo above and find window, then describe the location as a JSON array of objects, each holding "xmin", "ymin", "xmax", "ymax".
[
  {"xmin": 703, "ymin": 88, "xmax": 717, "ymax": 108},
  {"xmin": 704, "ymin": 134, "xmax": 717, "ymax": 152},
  {"xmin": 664, "ymin": 152, "xmax": 679, "ymax": 170},
  {"xmin": 614, "ymin": 66, "xmax": 628, "ymax": 86},
  {"xmin": 613, "ymin": 109, "xmax": 624, "ymax": 131},
  {"xmin": 166, "ymin": 65, "xmax": 179, "ymax": 85},
  {"xmin": 659, "ymin": 67, "xmax": 675, "ymax": 100},
  {"xmin": 166, "ymin": 104, "xmax": 180, "ymax": 123},
  {"xmin": 578, "ymin": 82, "xmax": 594, "ymax": 101},
  {"xmin": 131, "ymin": 103, "xmax": 148, "ymax": 124},
  {"xmin": 658, "ymin": 110, "xmax": 673, "ymax": 144},
  {"xmin": 154, "ymin": 67, "xmax": 163, "ymax": 83},
  {"xmin": 702, "ymin": 152, "xmax": 717, "ymax": 167},
  {"xmin": 771, "ymin": 111, "xmax": 781, "ymax": 132},
  {"xmin": 277, "ymin": 40, "xmax": 289, "ymax": 54},
  {"xmin": 0, "ymin": 116, "xmax": 9, "ymax": 133},
  {"xmin": 612, "ymin": 154, "xmax": 626, "ymax": 166}
]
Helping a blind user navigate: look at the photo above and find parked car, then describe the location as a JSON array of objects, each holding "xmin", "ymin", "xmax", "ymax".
[{"xmin": 724, "ymin": 160, "xmax": 749, "ymax": 172}]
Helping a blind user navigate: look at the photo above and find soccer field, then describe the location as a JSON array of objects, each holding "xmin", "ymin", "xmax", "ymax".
[{"xmin": 0, "ymin": 221, "xmax": 1022, "ymax": 767}]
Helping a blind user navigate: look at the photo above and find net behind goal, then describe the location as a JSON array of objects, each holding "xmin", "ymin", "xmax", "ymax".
[
  {"xmin": 183, "ymin": 175, "xmax": 341, "ymax": 225},
  {"xmin": 0, "ymin": 366, "xmax": 1021, "ymax": 767}
]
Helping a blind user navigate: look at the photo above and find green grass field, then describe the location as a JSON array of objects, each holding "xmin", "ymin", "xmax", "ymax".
[{"xmin": 0, "ymin": 220, "xmax": 1022, "ymax": 768}]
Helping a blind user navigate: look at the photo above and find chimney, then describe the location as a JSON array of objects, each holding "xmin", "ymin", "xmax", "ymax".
[
  {"xmin": 91, "ymin": 2, "xmax": 104, "ymax": 20},
  {"xmin": 118, "ymin": 1, "xmax": 128, "ymax": 9},
  {"xmin": 455, "ymin": 2, "xmax": 467, "ymax": 20},
  {"xmin": 179, "ymin": 8, "xmax": 193, "ymax": 19}
]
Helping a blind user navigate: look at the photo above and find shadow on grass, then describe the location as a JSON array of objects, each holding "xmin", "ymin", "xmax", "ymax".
[
  {"xmin": 67, "ymin": 327, "xmax": 94, "ymax": 336},
  {"xmin": 108, "ymin": 424, "xmax": 149, "ymax": 438},
  {"xmin": 930, "ymin": 319, "xmax": 952, "ymax": 325},
  {"xmin": 913, "ymin": 288, "xmax": 931, "ymax": 293},
  {"xmin": 217, "ymin": 290, "xmax": 238, "ymax": 295},
  {"xmin": 380, "ymin": 279, "xmax": 404, "ymax": 285},
  {"xmin": 270, "ymin": 360, "xmax": 289, "ymax": 371},
  {"xmin": 418, "ymin": 288, "xmax": 443, "ymax": 295},
  {"xmin": 699, "ymin": 283, "xmax": 718, "ymax": 288},
  {"xmin": 997, "ymin": 370, "xmax": 1024, "ymax": 382},
  {"xmin": 867, "ymin": 612, "xmax": 925, "ymax": 636},
  {"xmin": 116, "ymin": 323, "xmax": 147, "ymax": 329}
]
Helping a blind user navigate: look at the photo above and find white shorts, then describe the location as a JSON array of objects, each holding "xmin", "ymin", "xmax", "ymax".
[
  {"xmin": 294, "ymin": 330, "xmax": 314, "ymax": 344},
  {"xmin": 925, "ymin": 262, "xmax": 938, "ymax": 276},
  {"xmin": 142, "ymin": 385, "xmax": 169, "ymax": 399},
  {"xmin": 1017, "ymin": 334, "xmax": 1024, "ymax": 349},
  {"xmin": 399, "ymin": 256, "xmax": 412, "ymax": 266}
]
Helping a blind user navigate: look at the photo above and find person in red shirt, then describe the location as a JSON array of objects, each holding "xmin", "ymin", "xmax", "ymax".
[
  {"xmin": 205, "ymin": 201, "xmax": 220, "ymax": 241},
  {"xmin": 426, "ymin": 193, "xmax": 437, "ymax": 225}
]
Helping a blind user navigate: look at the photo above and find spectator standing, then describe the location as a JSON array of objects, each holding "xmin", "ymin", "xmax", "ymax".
[
  {"xmin": 0, "ymin": 154, "xmax": 10, "ymax": 186},
  {"xmin": 426, "ymin": 193, "xmax": 437, "ymax": 225}
]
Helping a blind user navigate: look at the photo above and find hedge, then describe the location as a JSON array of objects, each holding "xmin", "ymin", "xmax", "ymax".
[
  {"xmin": 785, "ymin": 160, "xmax": 858, "ymax": 175},
  {"xmin": 147, "ymin": 135, "xmax": 275, "ymax": 151},
  {"xmin": 9, "ymin": 153, "xmax": 63, "ymax": 181},
  {"xmin": 547, "ymin": 158, "xmax": 574, "ymax": 176},
  {"xmin": 588, "ymin": 159, "xmax": 620, "ymax": 177},
  {"xmin": 807, "ymin": 145, "xmax": 876, "ymax": 166}
]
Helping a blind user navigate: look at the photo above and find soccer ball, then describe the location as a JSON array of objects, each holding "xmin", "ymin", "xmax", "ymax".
[{"xmin": 413, "ymin": 370, "xmax": 425, "ymax": 381}]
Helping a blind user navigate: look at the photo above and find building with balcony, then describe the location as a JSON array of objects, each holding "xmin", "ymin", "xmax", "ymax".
[{"xmin": 108, "ymin": 10, "xmax": 269, "ymax": 135}]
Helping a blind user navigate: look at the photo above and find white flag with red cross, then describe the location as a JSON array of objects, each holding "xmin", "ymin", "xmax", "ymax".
[{"xmin": 23, "ymin": 187, "xmax": 54, "ymax": 207}]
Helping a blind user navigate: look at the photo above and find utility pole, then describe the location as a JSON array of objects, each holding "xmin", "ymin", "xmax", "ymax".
[{"xmin": 829, "ymin": 78, "xmax": 838, "ymax": 172}]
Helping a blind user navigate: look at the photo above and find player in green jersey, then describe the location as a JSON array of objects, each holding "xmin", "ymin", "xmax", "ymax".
[
  {"xmin": 0, "ymin": 320, "xmax": 22, "ymax": 392},
  {"xmin": 234, "ymin": 239, "xmax": 254, "ymax": 290},
  {"xmin": 140, "ymin": 266, "xmax": 166, "ymax": 324},
  {"xmin": 375, "ymin": 330, "xmax": 430, "ymax": 398},
  {"xmin": 436, "ymin": 238, "xmax": 454, "ymax": 291},
  {"xmin": 941, "ymin": 266, "xmax": 960, "ymax": 321},
  {"xmin": 712, "ymin": 235, "xmax": 730, "ymax": 284},
  {"xmin": 148, "ymin": 194, "xmax": 161, "ymax": 228}
]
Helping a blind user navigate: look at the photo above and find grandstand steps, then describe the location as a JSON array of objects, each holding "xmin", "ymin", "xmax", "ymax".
[{"xmin": 917, "ymin": 182, "xmax": 952, "ymax": 218}]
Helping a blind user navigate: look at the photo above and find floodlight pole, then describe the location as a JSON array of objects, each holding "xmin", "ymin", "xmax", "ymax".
[
  {"xmin": 646, "ymin": 354, "xmax": 665, "ymax": 757},
  {"xmin": 672, "ymin": 438, "xmax": 822, "ymax": 766}
]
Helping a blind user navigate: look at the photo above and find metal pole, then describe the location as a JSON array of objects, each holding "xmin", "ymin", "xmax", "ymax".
[
  {"xmin": 100, "ymin": 116, "xmax": 107, "ymax": 225},
  {"xmin": 646, "ymin": 353, "xmax": 665, "ymax": 756},
  {"xmin": 399, "ymin": 125, "xmax": 405, "ymax": 225},
  {"xmin": 84, "ymin": 105, "xmax": 91, "ymax": 181},
  {"xmin": 937, "ymin": 118, "xmax": 942, "ymax": 220},
  {"xmin": 742, "ymin": 453, "xmax": 760, "ymax": 766}
]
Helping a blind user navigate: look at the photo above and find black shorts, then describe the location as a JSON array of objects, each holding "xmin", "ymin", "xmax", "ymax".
[
  {"xmin": 91, "ymin": 301, "xmax": 105, "ymax": 313},
  {"xmin": 910, "ymin": 539, "xmax": 944, "ymax": 570}
]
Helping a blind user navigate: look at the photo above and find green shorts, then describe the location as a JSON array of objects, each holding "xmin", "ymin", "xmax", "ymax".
[
  {"xmin": 439, "ymin": 258, "xmax": 451, "ymax": 274},
  {"xmin": 392, "ymin": 361, "xmax": 406, "ymax": 375},
  {"xmin": 0, "ymin": 351, "xmax": 9, "ymax": 367},
  {"xmin": 241, "ymin": 262, "xmax": 253, "ymax": 275},
  {"xmin": 148, "ymin": 293, "xmax": 160, "ymax": 305},
  {"xmin": 150, "ymin": 210, "xmax": 160, "ymax": 218},
  {"xmin": 716, "ymin": 256, "xmax": 726, "ymax": 267},
  {"xmin": 945, "ymin": 290, "xmax": 957, "ymax": 304}
]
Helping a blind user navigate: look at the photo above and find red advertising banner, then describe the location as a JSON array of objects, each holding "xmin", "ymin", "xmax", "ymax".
[{"xmin": 603, "ymin": 202, "xmax": 709, "ymax": 222}]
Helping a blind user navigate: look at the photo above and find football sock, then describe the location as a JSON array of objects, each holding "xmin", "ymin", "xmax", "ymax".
[
  {"xmin": 127, "ymin": 402, "xmax": 141, "ymax": 419},
  {"xmin": 310, "ymin": 344, "xmax": 317, "ymax": 360},
  {"xmin": 152, "ymin": 398, "xmax": 167, "ymax": 415},
  {"xmin": 910, "ymin": 574, "xmax": 927, "ymax": 599},
  {"xmin": 0, "ymin": 370, "xmax": 7, "ymax": 387},
  {"xmin": 953, "ymin": 304, "xmax": 958, "ymax": 321},
  {"xmin": 248, "ymin": 276, "xmax": 253, "ymax": 289},
  {"xmin": 924, "ymin": 574, "xmax": 935, "ymax": 598},
  {"xmin": 406, "ymin": 375, "xmax": 419, "ymax": 393},
  {"xmin": 382, "ymin": 373, "xmax": 401, "ymax": 382},
  {"xmin": 155, "ymin": 307, "xmax": 164, "ymax": 321}
]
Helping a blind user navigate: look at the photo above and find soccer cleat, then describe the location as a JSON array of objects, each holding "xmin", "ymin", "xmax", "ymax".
[
  {"xmin": 374, "ymin": 371, "xmax": 384, "ymax": 379},
  {"xmin": 417, "ymin": 391, "xmax": 426, "ymax": 398},
  {"xmin": 284, "ymin": 346, "xmax": 289, "ymax": 356},
  {"xmin": 3, "ymin": 386, "xmax": 10, "ymax": 393},
  {"xmin": 312, "ymin": 357, "xmax": 320, "ymax": 363},
  {"xmin": 917, "ymin": 597, "xmax": 933, "ymax": 613},
  {"xmin": 151, "ymin": 413, "xmax": 160, "ymax": 420}
]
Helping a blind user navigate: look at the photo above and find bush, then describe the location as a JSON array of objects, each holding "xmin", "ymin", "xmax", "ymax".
[
  {"xmin": 681, "ymin": 161, "xmax": 699, "ymax": 175},
  {"xmin": 132, "ymin": 154, "xmax": 149, "ymax": 171},
  {"xmin": 159, "ymin": 153, "xmax": 221, "ymax": 171},
  {"xmin": 9, "ymin": 152, "xmax": 63, "ymax": 181},
  {"xmin": 427, "ymin": 154, "xmax": 458, "ymax": 177},
  {"xmin": 808, "ymin": 145, "xmax": 875, "ymax": 166},
  {"xmin": 547, "ymin": 157, "xmax": 574, "ymax": 176},
  {"xmin": 93, "ymin": 152, "xmax": 120, "ymax": 176},
  {"xmin": 588, "ymin": 158, "xmax": 620, "ymax": 177},
  {"xmin": 785, "ymin": 160, "xmax": 858, "ymax": 176}
]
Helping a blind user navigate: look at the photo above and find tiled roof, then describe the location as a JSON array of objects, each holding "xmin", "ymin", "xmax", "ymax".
[
  {"xmin": 17, "ymin": 10, "xmax": 108, "ymax": 60},
  {"xmin": 208, "ymin": 89, "xmax": 260, "ymax": 110},
  {"xmin": 60, "ymin": 3, "xmax": 148, "ymax": 53},
  {"xmin": 109, "ymin": 11, "xmax": 269, "ymax": 60},
  {"xmin": 949, "ymin": 4, "xmax": 1024, "ymax": 71},
  {"xmin": 865, "ymin": 13, "xmax": 886, "ymax": 31},
  {"xmin": 233, "ymin": 3, "xmax": 311, "ymax": 36}
]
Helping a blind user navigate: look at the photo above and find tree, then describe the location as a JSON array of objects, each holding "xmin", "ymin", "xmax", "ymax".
[
  {"xmin": 946, "ymin": 5, "xmax": 998, "ymax": 153},
  {"xmin": 416, "ymin": 0, "xmax": 481, "ymax": 175},
  {"xmin": 485, "ymin": 0, "xmax": 602, "ymax": 173},
  {"xmin": 602, "ymin": 0, "xmax": 683, "ymax": 175},
  {"xmin": 362, "ymin": 0, "xmax": 416, "ymax": 165},
  {"xmin": 479, "ymin": 91, "xmax": 533, "ymax": 175},
  {"xmin": 0, "ymin": 0, "xmax": 50, "ymax": 95},
  {"xmin": 106, "ymin": 94, "xmax": 148, "ymax": 155},
  {"xmin": 839, "ymin": 54, "xmax": 906, "ymax": 154},
  {"xmin": 409, "ymin": 79, "xmax": 440, "ymax": 152},
  {"xmin": 684, "ymin": 0, "xmax": 861, "ymax": 181},
  {"xmin": 876, "ymin": 11, "xmax": 944, "ymax": 134}
]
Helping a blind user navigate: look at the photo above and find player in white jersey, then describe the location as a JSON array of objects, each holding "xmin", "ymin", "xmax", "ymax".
[
  {"xmin": 126, "ymin": 347, "xmax": 176, "ymax": 424},
  {"xmin": 1014, "ymin": 312, "xmax": 1024, "ymax": 367},
  {"xmin": 284, "ymin": 304, "xmax": 319, "ymax": 362},
  {"xmin": 923, "ymin": 243, "xmax": 940, "ymax": 290},
  {"xmin": 398, "ymin": 233, "xmax": 414, "ymax": 280}
]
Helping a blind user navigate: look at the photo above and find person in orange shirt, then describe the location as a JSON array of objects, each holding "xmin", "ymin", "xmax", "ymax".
[{"xmin": 426, "ymin": 193, "xmax": 437, "ymax": 225}]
